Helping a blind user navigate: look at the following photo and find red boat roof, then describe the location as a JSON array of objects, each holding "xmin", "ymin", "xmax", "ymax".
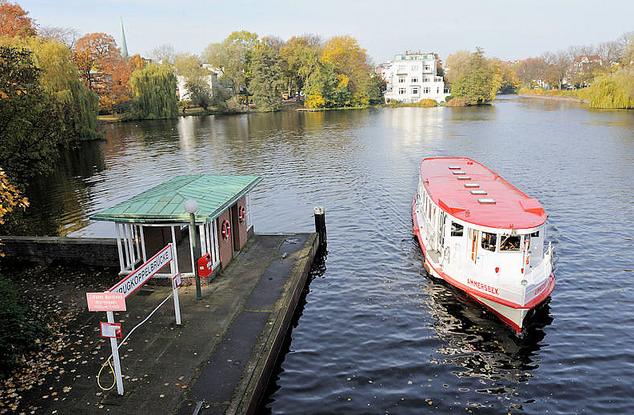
[{"xmin": 420, "ymin": 157, "xmax": 547, "ymax": 229}]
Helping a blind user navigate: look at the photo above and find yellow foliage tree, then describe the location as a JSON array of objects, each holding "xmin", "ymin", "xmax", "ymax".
[
  {"xmin": 0, "ymin": 169, "xmax": 28, "ymax": 226},
  {"xmin": 320, "ymin": 36, "xmax": 371, "ymax": 106}
]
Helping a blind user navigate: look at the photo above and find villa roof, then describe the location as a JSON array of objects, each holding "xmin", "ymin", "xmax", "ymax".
[
  {"xmin": 420, "ymin": 157, "xmax": 547, "ymax": 230},
  {"xmin": 90, "ymin": 175, "xmax": 261, "ymax": 224}
]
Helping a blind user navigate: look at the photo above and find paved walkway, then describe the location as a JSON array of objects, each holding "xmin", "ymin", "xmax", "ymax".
[{"xmin": 27, "ymin": 233, "xmax": 317, "ymax": 415}]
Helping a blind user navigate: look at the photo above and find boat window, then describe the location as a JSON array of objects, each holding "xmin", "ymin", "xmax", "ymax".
[
  {"xmin": 531, "ymin": 230, "xmax": 540, "ymax": 237},
  {"xmin": 500, "ymin": 234, "xmax": 521, "ymax": 251},
  {"xmin": 481, "ymin": 232, "xmax": 497, "ymax": 252},
  {"xmin": 451, "ymin": 222, "xmax": 463, "ymax": 237}
]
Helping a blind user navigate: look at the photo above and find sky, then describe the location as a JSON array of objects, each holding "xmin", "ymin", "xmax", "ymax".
[{"xmin": 20, "ymin": 0, "xmax": 634, "ymax": 63}]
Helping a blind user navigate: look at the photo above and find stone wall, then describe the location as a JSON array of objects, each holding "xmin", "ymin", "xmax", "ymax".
[{"xmin": 0, "ymin": 236, "xmax": 119, "ymax": 267}]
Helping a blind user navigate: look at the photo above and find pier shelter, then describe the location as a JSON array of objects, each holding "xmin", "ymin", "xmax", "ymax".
[{"xmin": 91, "ymin": 175, "xmax": 261, "ymax": 278}]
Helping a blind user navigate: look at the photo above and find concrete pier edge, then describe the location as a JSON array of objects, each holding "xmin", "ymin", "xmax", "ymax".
[{"xmin": 230, "ymin": 232, "xmax": 319, "ymax": 414}]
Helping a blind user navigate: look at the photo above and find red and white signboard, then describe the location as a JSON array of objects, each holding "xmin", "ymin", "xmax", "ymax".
[
  {"xmin": 86, "ymin": 292, "xmax": 127, "ymax": 312},
  {"xmin": 100, "ymin": 322, "xmax": 123, "ymax": 339},
  {"xmin": 109, "ymin": 244, "xmax": 173, "ymax": 298}
]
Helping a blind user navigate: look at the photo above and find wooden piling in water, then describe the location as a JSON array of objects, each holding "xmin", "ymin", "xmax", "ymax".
[{"xmin": 314, "ymin": 207, "xmax": 327, "ymax": 253}]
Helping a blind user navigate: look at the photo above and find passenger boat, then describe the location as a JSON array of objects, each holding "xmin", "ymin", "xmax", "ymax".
[{"xmin": 412, "ymin": 157, "xmax": 555, "ymax": 333}]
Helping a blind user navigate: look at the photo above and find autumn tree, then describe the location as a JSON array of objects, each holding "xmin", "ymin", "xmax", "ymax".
[
  {"xmin": 203, "ymin": 31, "xmax": 258, "ymax": 99},
  {"xmin": 0, "ymin": 46, "xmax": 66, "ymax": 181},
  {"xmin": 280, "ymin": 34, "xmax": 321, "ymax": 98},
  {"xmin": 249, "ymin": 37, "xmax": 285, "ymax": 111},
  {"xmin": 491, "ymin": 59, "xmax": 519, "ymax": 93},
  {"xmin": 0, "ymin": 169, "xmax": 28, "ymax": 227},
  {"xmin": 0, "ymin": 1, "xmax": 36, "ymax": 38},
  {"xmin": 449, "ymin": 48, "xmax": 501, "ymax": 105},
  {"xmin": 320, "ymin": 36, "xmax": 372, "ymax": 106},
  {"xmin": 541, "ymin": 51, "xmax": 571, "ymax": 89},
  {"xmin": 130, "ymin": 63, "xmax": 178, "ymax": 119},
  {"xmin": 73, "ymin": 32, "xmax": 130, "ymax": 110},
  {"xmin": 514, "ymin": 57, "xmax": 548, "ymax": 87},
  {"xmin": 445, "ymin": 50, "xmax": 472, "ymax": 84}
]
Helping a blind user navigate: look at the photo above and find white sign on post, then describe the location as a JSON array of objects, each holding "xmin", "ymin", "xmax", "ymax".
[
  {"xmin": 87, "ymin": 243, "xmax": 182, "ymax": 397},
  {"xmin": 109, "ymin": 244, "xmax": 173, "ymax": 297}
]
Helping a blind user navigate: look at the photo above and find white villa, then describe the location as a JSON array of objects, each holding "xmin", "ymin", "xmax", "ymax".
[{"xmin": 381, "ymin": 51, "xmax": 449, "ymax": 104}]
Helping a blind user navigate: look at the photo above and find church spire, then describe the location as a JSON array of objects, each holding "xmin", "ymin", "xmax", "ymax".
[{"xmin": 120, "ymin": 17, "xmax": 128, "ymax": 59}]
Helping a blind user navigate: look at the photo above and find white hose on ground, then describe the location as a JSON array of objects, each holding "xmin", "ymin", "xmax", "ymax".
[{"xmin": 97, "ymin": 292, "xmax": 174, "ymax": 391}]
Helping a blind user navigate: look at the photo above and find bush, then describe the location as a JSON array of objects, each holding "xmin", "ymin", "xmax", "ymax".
[
  {"xmin": 0, "ymin": 276, "xmax": 47, "ymax": 377},
  {"xmin": 445, "ymin": 97, "xmax": 468, "ymax": 107},
  {"xmin": 415, "ymin": 99, "xmax": 438, "ymax": 107}
]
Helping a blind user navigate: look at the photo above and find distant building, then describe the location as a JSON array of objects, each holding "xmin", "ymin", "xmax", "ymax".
[
  {"xmin": 381, "ymin": 51, "xmax": 449, "ymax": 103},
  {"xmin": 176, "ymin": 64, "xmax": 221, "ymax": 101}
]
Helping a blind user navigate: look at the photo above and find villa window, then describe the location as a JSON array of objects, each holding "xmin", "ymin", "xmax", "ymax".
[
  {"xmin": 411, "ymin": 77, "xmax": 418, "ymax": 83},
  {"xmin": 411, "ymin": 65, "xmax": 419, "ymax": 71},
  {"xmin": 423, "ymin": 77, "xmax": 429, "ymax": 82},
  {"xmin": 451, "ymin": 222, "xmax": 464, "ymax": 237},
  {"xmin": 412, "ymin": 87, "xmax": 419, "ymax": 95},
  {"xmin": 398, "ymin": 88, "xmax": 406, "ymax": 95},
  {"xmin": 424, "ymin": 64, "xmax": 431, "ymax": 71},
  {"xmin": 423, "ymin": 87, "xmax": 431, "ymax": 94},
  {"xmin": 500, "ymin": 235, "xmax": 521, "ymax": 251},
  {"xmin": 481, "ymin": 232, "xmax": 497, "ymax": 252},
  {"xmin": 398, "ymin": 76, "xmax": 406, "ymax": 83},
  {"xmin": 437, "ymin": 87, "xmax": 440, "ymax": 93}
]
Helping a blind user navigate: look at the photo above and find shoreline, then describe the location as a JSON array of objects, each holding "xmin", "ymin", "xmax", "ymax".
[{"xmin": 517, "ymin": 93, "xmax": 587, "ymax": 104}]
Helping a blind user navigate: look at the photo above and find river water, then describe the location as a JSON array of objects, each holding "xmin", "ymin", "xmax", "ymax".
[{"xmin": 18, "ymin": 96, "xmax": 634, "ymax": 414}]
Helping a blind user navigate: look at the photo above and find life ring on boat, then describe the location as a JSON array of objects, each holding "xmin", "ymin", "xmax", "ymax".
[
  {"xmin": 221, "ymin": 219, "xmax": 231, "ymax": 240},
  {"xmin": 238, "ymin": 206, "xmax": 246, "ymax": 223}
]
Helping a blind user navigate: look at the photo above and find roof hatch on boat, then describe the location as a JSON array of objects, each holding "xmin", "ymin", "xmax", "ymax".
[
  {"xmin": 448, "ymin": 166, "xmax": 462, "ymax": 170},
  {"xmin": 457, "ymin": 176, "xmax": 471, "ymax": 180},
  {"xmin": 464, "ymin": 183, "xmax": 480, "ymax": 188},
  {"xmin": 478, "ymin": 198, "xmax": 496, "ymax": 204},
  {"xmin": 452, "ymin": 170, "xmax": 466, "ymax": 175},
  {"xmin": 470, "ymin": 190, "xmax": 487, "ymax": 195}
]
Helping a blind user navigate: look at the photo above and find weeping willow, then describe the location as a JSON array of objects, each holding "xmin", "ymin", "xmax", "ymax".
[
  {"xmin": 130, "ymin": 63, "xmax": 179, "ymax": 119},
  {"xmin": 585, "ymin": 68, "xmax": 634, "ymax": 109}
]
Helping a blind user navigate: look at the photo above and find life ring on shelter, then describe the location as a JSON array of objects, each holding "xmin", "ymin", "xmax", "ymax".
[
  {"xmin": 221, "ymin": 219, "xmax": 231, "ymax": 240},
  {"xmin": 238, "ymin": 206, "xmax": 246, "ymax": 223}
]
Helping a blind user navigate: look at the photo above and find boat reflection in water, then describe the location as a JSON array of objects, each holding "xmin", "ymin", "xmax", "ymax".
[{"xmin": 421, "ymin": 270, "xmax": 553, "ymax": 383}]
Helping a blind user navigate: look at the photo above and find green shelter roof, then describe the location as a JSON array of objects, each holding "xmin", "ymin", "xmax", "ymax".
[{"xmin": 90, "ymin": 175, "xmax": 261, "ymax": 224}]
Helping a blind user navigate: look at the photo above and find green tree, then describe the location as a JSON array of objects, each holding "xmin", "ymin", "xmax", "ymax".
[
  {"xmin": 203, "ymin": 31, "xmax": 258, "ymax": 98},
  {"xmin": 0, "ymin": 36, "xmax": 99, "ymax": 139},
  {"xmin": 367, "ymin": 72, "xmax": 386, "ymax": 105},
  {"xmin": 130, "ymin": 63, "xmax": 178, "ymax": 119},
  {"xmin": 249, "ymin": 38, "xmax": 285, "ymax": 111},
  {"xmin": 280, "ymin": 35, "xmax": 321, "ymax": 98},
  {"xmin": 304, "ymin": 63, "xmax": 351, "ymax": 108},
  {"xmin": 449, "ymin": 48, "xmax": 501, "ymax": 105},
  {"xmin": 185, "ymin": 78, "xmax": 212, "ymax": 110},
  {"xmin": 0, "ymin": 46, "xmax": 66, "ymax": 182}
]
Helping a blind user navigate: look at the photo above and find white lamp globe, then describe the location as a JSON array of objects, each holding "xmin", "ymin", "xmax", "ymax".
[{"xmin": 184, "ymin": 199, "xmax": 198, "ymax": 214}]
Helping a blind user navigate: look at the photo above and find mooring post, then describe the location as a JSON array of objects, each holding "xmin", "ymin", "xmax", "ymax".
[{"xmin": 314, "ymin": 207, "xmax": 327, "ymax": 253}]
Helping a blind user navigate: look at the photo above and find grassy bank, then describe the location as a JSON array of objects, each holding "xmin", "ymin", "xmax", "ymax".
[{"xmin": 518, "ymin": 87, "xmax": 587, "ymax": 102}]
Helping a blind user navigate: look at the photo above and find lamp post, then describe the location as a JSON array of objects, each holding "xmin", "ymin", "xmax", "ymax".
[{"xmin": 185, "ymin": 199, "xmax": 202, "ymax": 300}]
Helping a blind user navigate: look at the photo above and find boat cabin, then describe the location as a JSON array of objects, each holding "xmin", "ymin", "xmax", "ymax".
[
  {"xmin": 91, "ymin": 174, "xmax": 261, "ymax": 278},
  {"xmin": 416, "ymin": 158, "xmax": 549, "ymax": 284}
]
